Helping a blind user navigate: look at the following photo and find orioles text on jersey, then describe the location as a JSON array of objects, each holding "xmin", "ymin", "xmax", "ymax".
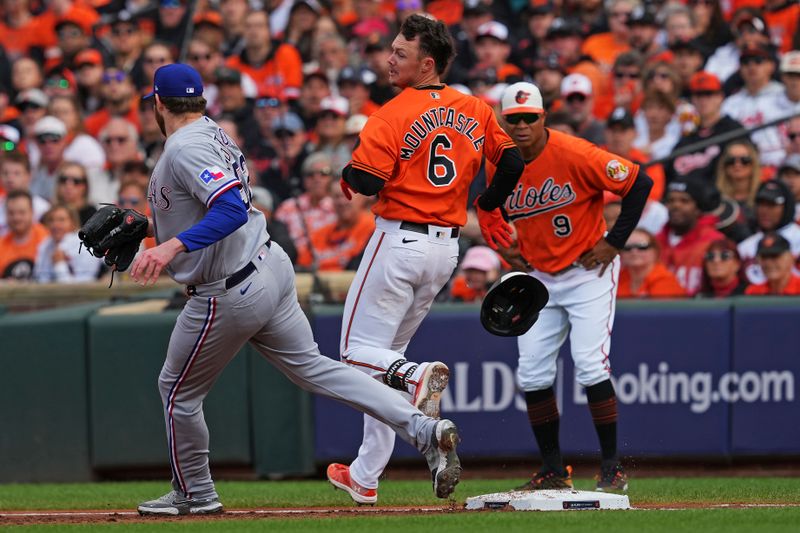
[{"xmin": 505, "ymin": 177, "xmax": 577, "ymax": 221}]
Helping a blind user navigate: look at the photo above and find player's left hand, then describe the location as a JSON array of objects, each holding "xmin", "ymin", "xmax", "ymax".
[
  {"xmin": 130, "ymin": 238, "xmax": 185, "ymax": 286},
  {"xmin": 578, "ymin": 238, "xmax": 619, "ymax": 277}
]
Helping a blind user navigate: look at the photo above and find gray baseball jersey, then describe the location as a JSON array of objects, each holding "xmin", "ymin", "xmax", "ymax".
[
  {"xmin": 148, "ymin": 116, "xmax": 268, "ymax": 285},
  {"xmin": 147, "ymin": 115, "xmax": 440, "ymax": 502}
]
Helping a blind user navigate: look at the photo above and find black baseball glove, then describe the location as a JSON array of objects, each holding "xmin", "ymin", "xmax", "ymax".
[
  {"xmin": 79, "ymin": 205, "xmax": 148, "ymax": 272},
  {"xmin": 480, "ymin": 272, "xmax": 549, "ymax": 337}
]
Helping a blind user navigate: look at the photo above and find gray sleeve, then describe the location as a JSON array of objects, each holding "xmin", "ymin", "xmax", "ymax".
[{"xmin": 170, "ymin": 143, "xmax": 243, "ymax": 208}]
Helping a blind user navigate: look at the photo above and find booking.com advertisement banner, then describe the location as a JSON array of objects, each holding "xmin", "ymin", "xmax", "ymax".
[{"xmin": 312, "ymin": 303, "xmax": 799, "ymax": 461}]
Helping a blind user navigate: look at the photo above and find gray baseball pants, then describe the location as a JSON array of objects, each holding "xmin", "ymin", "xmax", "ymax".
[{"xmin": 157, "ymin": 242, "xmax": 437, "ymax": 499}]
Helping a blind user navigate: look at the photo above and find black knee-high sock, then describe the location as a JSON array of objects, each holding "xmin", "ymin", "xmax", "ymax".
[
  {"xmin": 586, "ymin": 379, "xmax": 618, "ymax": 469},
  {"xmin": 525, "ymin": 388, "xmax": 563, "ymax": 472}
]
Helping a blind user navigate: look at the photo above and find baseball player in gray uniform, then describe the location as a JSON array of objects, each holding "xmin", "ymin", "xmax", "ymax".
[{"xmin": 130, "ymin": 64, "xmax": 462, "ymax": 516}]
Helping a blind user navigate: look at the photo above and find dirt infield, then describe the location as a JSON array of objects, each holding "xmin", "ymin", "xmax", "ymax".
[{"xmin": 3, "ymin": 502, "xmax": 799, "ymax": 526}]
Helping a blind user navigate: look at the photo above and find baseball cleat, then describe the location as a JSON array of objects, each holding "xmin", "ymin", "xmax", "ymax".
[
  {"xmin": 516, "ymin": 465, "xmax": 574, "ymax": 491},
  {"xmin": 413, "ymin": 362, "xmax": 450, "ymax": 418},
  {"xmin": 137, "ymin": 490, "xmax": 223, "ymax": 516},
  {"xmin": 596, "ymin": 463, "xmax": 628, "ymax": 493},
  {"xmin": 326, "ymin": 463, "xmax": 378, "ymax": 505},
  {"xmin": 424, "ymin": 419, "xmax": 462, "ymax": 499}
]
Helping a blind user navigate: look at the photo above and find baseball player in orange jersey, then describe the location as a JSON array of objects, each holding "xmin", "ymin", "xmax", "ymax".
[
  {"xmin": 486, "ymin": 82, "xmax": 653, "ymax": 492},
  {"xmin": 327, "ymin": 14, "xmax": 524, "ymax": 504}
]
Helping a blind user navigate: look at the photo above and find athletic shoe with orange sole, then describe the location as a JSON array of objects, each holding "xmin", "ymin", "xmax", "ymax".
[
  {"xmin": 326, "ymin": 463, "xmax": 378, "ymax": 505},
  {"xmin": 413, "ymin": 362, "xmax": 450, "ymax": 418},
  {"xmin": 515, "ymin": 465, "xmax": 574, "ymax": 491}
]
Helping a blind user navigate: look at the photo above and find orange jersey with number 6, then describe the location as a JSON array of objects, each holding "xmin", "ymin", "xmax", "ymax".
[
  {"xmin": 487, "ymin": 129, "xmax": 639, "ymax": 273},
  {"xmin": 350, "ymin": 85, "xmax": 515, "ymax": 227}
]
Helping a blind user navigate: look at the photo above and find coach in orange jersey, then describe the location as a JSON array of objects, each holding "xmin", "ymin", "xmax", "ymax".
[
  {"xmin": 490, "ymin": 81, "xmax": 653, "ymax": 493},
  {"xmin": 327, "ymin": 14, "xmax": 525, "ymax": 505}
]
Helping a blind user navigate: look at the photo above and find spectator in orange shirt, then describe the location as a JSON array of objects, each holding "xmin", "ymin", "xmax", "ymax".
[
  {"xmin": 698, "ymin": 238, "xmax": 749, "ymax": 297},
  {"xmin": 0, "ymin": 189, "xmax": 48, "ymax": 280},
  {"xmin": 745, "ymin": 232, "xmax": 800, "ymax": 295},
  {"xmin": 657, "ymin": 177, "xmax": 725, "ymax": 295},
  {"xmin": 225, "ymin": 9, "xmax": 303, "ymax": 97},
  {"xmin": 337, "ymin": 66, "xmax": 380, "ymax": 117},
  {"xmin": 0, "ymin": 0, "xmax": 46, "ymax": 60},
  {"xmin": 473, "ymin": 21, "xmax": 523, "ymax": 83},
  {"xmin": 618, "ymin": 229, "xmax": 686, "ymax": 298},
  {"xmin": 763, "ymin": 0, "xmax": 800, "ymax": 54},
  {"xmin": 300, "ymin": 176, "xmax": 375, "ymax": 271},
  {"xmin": 84, "ymin": 68, "xmax": 140, "ymax": 138},
  {"xmin": 580, "ymin": 0, "xmax": 634, "ymax": 73},
  {"xmin": 448, "ymin": 245, "xmax": 501, "ymax": 303}
]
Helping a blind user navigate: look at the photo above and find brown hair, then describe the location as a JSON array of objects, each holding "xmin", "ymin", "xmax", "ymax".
[
  {"xmin": 43, "ymin": 203, "xmax": 79, "ymax": 228},
  {"xmin": 642, "ymin": 89, "xmax": 677, "ymax": 114},
  {"xmin": 1, "ymin": 151, "xmax": 31, "ymax": 173}
]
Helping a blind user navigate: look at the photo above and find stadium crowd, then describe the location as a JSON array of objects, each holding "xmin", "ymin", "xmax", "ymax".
[{"xmin": 1, "ymin": 0, "xmax": 799, "ymax": 298}]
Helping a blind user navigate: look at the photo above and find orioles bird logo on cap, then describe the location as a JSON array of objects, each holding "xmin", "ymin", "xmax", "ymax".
[{"xmin": 515, "ymin": 91, "xmax": 530, "ymax": 104}]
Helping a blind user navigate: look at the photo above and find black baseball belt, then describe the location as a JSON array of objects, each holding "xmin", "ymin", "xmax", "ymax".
[{"xmin": 399, "ymin": 221, "xmax": 459, "ymax": 238}]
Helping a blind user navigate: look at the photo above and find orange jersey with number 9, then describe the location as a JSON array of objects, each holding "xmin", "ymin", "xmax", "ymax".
[
  {"xmin": 487, "ymin": 129, "xmax": 639, "ymax": 273},
  {"xmin": 350, "ymin": 85, "xmax": 515, "ymax": 227}
]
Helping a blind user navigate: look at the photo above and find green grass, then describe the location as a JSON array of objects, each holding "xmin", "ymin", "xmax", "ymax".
[
  {"xmin": 2, "ymin": 477, "xmax": 799, "ymax": 510},
  {"xmin": 1, "ymin": 478, "xmax": 799, "ymax": 532}
]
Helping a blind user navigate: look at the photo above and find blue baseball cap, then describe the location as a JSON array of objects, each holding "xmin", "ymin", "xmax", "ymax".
[{"xmin": 143, "ymin": 63, "xmax": 203, "ymax": 99}]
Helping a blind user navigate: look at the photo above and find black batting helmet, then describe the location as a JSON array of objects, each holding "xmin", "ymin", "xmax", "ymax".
[{"xmin": 480, "ymin": 272, "xmax": 549, "ymax": 337}]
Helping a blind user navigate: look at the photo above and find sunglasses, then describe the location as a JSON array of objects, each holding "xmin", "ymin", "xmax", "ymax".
[
  {"xmin": 58, "ymin": 175, "xmax": 87, "ymax": 185},
  {"xmin": 566, "ymin": 93, "xmax": 587, "ymax": 104},
  {"xmin": 304, "ymin": 167, "xmax": 333, "ymax": 178},
  {"xmin": 46, "ymin": 78, "xmax": 71, "ymax": 89},
  {"xmin": 610, "ymin": 11, "xmax": 631, "ymax": 19},
  {"xmin": 102, "ymin": 71, "xmax": 126, "ymax": 83},
  {"xmin": 704, "ymin": 250, "xmax": 735, "ymax": 261},
  {"xmin": 741, "ymin": 56, "xmax": 767, "ymax": 66},
  {"xmin": 690, "ymin": 0, "xmax": 716, "ymax": 5},
  {"xmin": 623, "ymin": 243, "xmax": 652, "ymax": 251},
  {"xmin": 256, "ymin": 97, "xmax": 281, "ymax": 108},
  {"xmin": 189, "ymin": 53, "xmax": 212, "ymax": 62},
  {"xmin": 788, "ymin": 132, "xmax": 800, "ymax": 141},
  {"xmin": 614, "ymin": 71, "xmax": 641, "ymax": 80},
  {"xmin": 724, "ymin": 155, "xmax": 753, "ymax": 166},
  {"xmin": 37, "ymin": 134, "xmax": 63, "ymax": 144},
  {"xmin": 505, "ymin": 113, "xmax": 541, "ymax": 125},
  {"xmin": 103, "ymin": 136, "xmax": 129, "ymax": 145},
  {"xmin": 18, "ymin": 102, "xmax": 44, "ymax": 112}
]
